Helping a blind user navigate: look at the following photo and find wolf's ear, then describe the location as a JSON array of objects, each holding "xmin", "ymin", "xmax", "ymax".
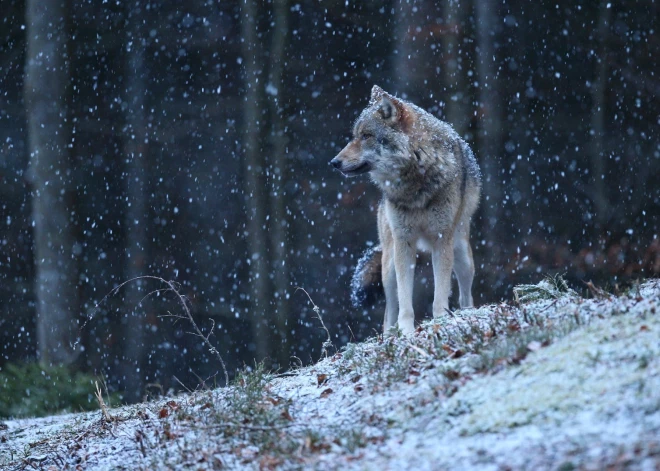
[
  {"xmin": 370, "ymin": 85, "xmax": 385, "ymax": 103},
  {"xmin": 378, "ymin": 96, "xmax": 398, "ymax": 121},
  {"xmin": 370, "ymin": 85, "xmax": 409, "ymax": 126}
]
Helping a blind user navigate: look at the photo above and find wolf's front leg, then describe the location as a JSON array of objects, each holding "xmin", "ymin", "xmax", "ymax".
[
  {"xmin": 393, "ymin": 239, "xmax": 416, "ymax": 334},
  {"xmin": 382, "ymin": 257, "xmax": 399, "ymax": 333},
  {"xmin": 432, "ymin": 236, "xmax": 454, "ymax": 318}
]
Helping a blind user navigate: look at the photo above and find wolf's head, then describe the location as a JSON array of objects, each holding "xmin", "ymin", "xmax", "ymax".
[{"xmin": 330, "ymin": 85, "xmax": 414, "ymax": 178}]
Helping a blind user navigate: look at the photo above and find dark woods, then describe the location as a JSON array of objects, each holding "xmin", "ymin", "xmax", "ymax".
[{"xmin": 1, "ymin": 0, "xmax": 658, "ymax": 402}]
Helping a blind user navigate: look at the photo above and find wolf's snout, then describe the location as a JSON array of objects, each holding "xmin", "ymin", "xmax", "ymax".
[{"xmin": 330, "ymin": 157, "xmax": 342, "ymax": 169}]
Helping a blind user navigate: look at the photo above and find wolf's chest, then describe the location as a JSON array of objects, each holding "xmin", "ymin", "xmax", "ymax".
[{"xmin": 384, "ymin": 202, "xmax": 454, "ymax": 250}]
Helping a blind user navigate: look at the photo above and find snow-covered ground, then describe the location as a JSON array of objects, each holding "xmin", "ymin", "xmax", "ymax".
[{"xmin": 1, "ymin": 279, "xmax": 659, "ymax": 470}]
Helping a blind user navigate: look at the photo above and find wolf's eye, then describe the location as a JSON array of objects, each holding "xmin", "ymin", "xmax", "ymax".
[{"xmin": 361, "ymin": 133, "xmax": 373, "ymax": 141}]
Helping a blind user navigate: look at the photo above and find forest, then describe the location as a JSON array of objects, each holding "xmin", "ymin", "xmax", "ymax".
[{"xmin": 0, "ymin": 0, "xmax": 658, "ymax": 406}]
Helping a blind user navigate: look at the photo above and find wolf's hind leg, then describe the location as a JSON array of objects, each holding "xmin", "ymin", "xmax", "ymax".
[{"xmin": 453, "ymin": 226, "xmax": 474, "ymax": 308}]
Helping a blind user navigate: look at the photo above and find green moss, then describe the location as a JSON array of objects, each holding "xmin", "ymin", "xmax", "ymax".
[{"xmin": 0, "ymin": 362, "xmax": 112, "ymax": 418}]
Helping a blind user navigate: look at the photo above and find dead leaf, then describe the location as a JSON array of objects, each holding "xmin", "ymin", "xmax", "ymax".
[
  {"xmin": 259, "ymin": 454, "xmax": 284, "ymax": 470},
  {"xmin": 317, "ymin": 373, "xmax": 328, "ymax": 386},
  {"xmin": 443, "ymin": 369, "xmax": 460, "ymax": 380},
  {"xmin": 266, "ymin": 396, "xmax": 281, "ymax": 406},
  {"xmin": 346, "ymin": 452, "xmax": 365, "ymax": 461},
  {"xmin": 320, "ymin": 388, "xmax": 333, "ymax": 398},
  {"xmin": 158, "ymin": 408, "xmax": 169, "ymax": 419},
  {"xmin": 441, "ymin": 344, "xmax": 464, "ymax": 358},
  {"xmin": 640, "ymin": 325, "xmax": 649, "ymax": 331},
  {"xmin": 451, "ymin": 349, "xmax": 464, "ymax": 358}
]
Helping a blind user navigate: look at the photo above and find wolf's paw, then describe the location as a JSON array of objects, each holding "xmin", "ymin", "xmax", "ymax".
[
  {"xmin": 397, "ymin": 316, "xmax": 415, "ymax": 335},
  {"xmin": 433, "ymin": 301, "xmax": 450, "ymax": 319},
  {"xmin": 459, "ymin": 294, "xmax": 474, "ymax": 309}
]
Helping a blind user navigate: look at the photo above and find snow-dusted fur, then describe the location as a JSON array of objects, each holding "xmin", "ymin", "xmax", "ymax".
[{"xmin": 332, "ymin": 85, "xmax": 481, "ymax": 334}]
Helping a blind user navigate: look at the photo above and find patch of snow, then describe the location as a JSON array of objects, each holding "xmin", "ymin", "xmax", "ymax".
[{"xmin": 1, "ymin": 280, "xmax": 658, "ymax": 470}]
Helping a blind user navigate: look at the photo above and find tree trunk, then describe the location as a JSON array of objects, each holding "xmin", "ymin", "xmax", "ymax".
[
  {"xmin": 25, "ymin": 0, "xmax": 79, "ymax": 366},
  {"xmin": 442, "ymin": 0, "xmax": 469, "ymax": 138},
  {"xmin": 121, "ymin": 1, "xmax": 149, "ymax": 402},
  {"xmin": 589, "ymin": 0, "xmax": 612, "ymax": 229},
  {"xmin": 267, "ymin": 0, "xmax": 291, "ymax": 370},
  {"xmin": 392, "ymin": 0, "xmax": 417, "ymax": 97},
  {"xmin": 241, "ymin": 0, "xmax": 272, "ymax": 363},
  {"xmin": 475, "ymin": 0, "xmax": 503, "ymax": 232}
]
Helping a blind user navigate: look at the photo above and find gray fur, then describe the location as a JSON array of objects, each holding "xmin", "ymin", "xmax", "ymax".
[{"xmin": 332, "ymin": 85, "xmax": 481, "ymax": 334}]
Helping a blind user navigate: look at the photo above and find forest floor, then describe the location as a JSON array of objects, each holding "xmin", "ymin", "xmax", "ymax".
[{"xmin": 1, "ymin": 278, "xmax": 659, "ymax": 470}]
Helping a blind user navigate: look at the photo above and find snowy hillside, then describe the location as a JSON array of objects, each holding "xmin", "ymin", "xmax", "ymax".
[{"xmin": 2, "ymin": 279, "xmax": 659, "ymax": 470}]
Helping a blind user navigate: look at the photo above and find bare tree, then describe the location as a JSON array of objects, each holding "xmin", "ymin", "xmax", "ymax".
[
  {"xmin": 25, "ymin": 0, "xmax": 79, "ymax": 365},
  {"xmin": 589, "ymin": 0, "xmax": 612, "ymax": 229},
  {"xmin": 267, "ymin": 0, "xmax": 292, "ymax": 369},
  {"xmin": 475, "ymin": 0, "xmax": 503, "ymax": 232},
  {"xmin": 121, "ymin": 0, "xmax": 150, "ymax": 402},
  {"xmin": 392, "ymin": 0, "xmax": 417, "ymax": 97},
  {"xmin": 241, "ymin": 0, "xmax": 272, "ymax": 362},
  {"xmin": 442, "ymin": 0, "xmax": 470, "ymax": 138}
]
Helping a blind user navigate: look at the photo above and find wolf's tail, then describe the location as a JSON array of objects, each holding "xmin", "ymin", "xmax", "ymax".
[{"xmin": 350, "ymin": 245, "xmax": 384, "ymax": 308}]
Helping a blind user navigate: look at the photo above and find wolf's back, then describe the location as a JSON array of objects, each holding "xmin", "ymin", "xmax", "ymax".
[{"xmin": 350, "ymin": 245, "xmax": 384, "ymax": 308}]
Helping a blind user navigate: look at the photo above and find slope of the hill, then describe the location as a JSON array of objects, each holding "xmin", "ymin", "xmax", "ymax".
[{"xmin": 1, "ymin": 279, "xmax": 658, "ymax": 470}]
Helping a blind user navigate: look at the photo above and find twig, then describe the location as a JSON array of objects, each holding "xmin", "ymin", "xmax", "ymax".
[
  {"xmin": 538, "ymin": 299, "xmax": 559, "ymax": 314},
  {"xmin": 583, "ymin": 280, "xmax": 612, "ymax": 300},
  {"xmin": 86, "ymin": 276, "xmax": 229, "ymax": 387},
  {"xmin": 289, "ymin": 356, "xmax": 303, "ymax": 370},
  {"xmin": 169, "ymin": 284, "xmax": 228, "ymax": 386},
  {"xmin": 271, "ymin": 371, "xmax": 301, "ymax": 379},
  {"xmin": 409, "ymin": 344, "xmax": 431, "ymax": 358},
  {"xmin": 295, "ymin": 287, "xmax": 334, "ymax": 360},
  {"xmin": 173, "ymin": 375, "xmax": 193, "ymax": 394},
  {"xmin": 346, "ymin": 324, "xmax": 356, "ymax": 342}
]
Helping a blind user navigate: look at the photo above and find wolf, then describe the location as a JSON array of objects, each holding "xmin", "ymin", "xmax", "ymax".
[{"xmin": 330, "ymin": 85, "xmax": 481, "ymax": 335}]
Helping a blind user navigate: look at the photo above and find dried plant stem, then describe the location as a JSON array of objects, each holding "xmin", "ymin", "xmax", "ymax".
[
  {"xmin": 86, "ymin": 276, "xmax": 229, "ymax": 387},
  {"xmin": 295, "ymin": 287, "xmax": 333, "ymax": 359},
  {"xmin": 95, "ymin": 381, "xmax": 114, "ymax": 422}
]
